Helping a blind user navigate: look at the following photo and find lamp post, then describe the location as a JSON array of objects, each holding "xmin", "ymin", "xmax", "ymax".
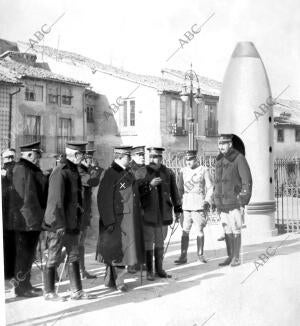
[{"xmin": 180, "ymin": 64, "xmax": 204, "ymax": 150}]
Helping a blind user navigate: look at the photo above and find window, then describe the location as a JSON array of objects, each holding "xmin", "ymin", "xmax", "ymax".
[
  {"xmin": 130, "ymin": 100, "xmax": 135, "ymax": 126},
  {"xmin": 170, "ymin": 99, "xmax": 185, "ymax": 128},
  {"xmin": 295, "ymin": 127, "xmax": 300, "ymax": 142},
  {"xmin": 204, "ymin": 103, "xmax": 218, "ymax": 137},
  {"xmin": 277, "ymin": 128, "xmax": 284, "ymax": 142},
  {"xmin": 86, "ymin": 106, "xmax": 94, "ymax": 122},
  {"xmin": 47, "ymin": 85, "xmax": 59, "ymax": 104},
  {"xmin": 23, "ymin": 115, "xmax": 41, "ymax": 144},
  {"xmin": 123, "ymin": 101, "xmax": 128, "ymax": 127},
  {"xmin": 57, "ymin": 118, "xmax": 72, "ymax": 153},
  {"xmin": 61, "ymin": 86, "xmax": 72, "ymax": 105},
  {"xmin": 25, "ymin": 85, "xmax": 43, "ymax": 102}
]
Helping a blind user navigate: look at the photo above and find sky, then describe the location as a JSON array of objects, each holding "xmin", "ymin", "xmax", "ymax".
[{"xmin": 0, "ymin": 0, "xmax": 299, "ymax": 100}]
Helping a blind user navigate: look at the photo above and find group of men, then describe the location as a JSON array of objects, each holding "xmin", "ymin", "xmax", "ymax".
[{"xmin": 1, "ymin": 132, "xmax": 253, "ymax": 301}]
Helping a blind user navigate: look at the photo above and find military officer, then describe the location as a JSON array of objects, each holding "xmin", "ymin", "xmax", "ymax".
[
  {"xmin": 213, "ymin": 134, "xmax": 252, "ymax": 267},
  {"xmin": 1, "ymin": 148, "xmax": 16, "ymax": 279},
  {"xmin": 96, "ymin": 146, "xmax": 145, "ymax": 292},
  {"xmin": 175, "ymin": 150, "xmax": 213, "ymax": 264},
  {"xmin": 140, "ymin": 147, "xmax": 182, "ymax": 280},
  {"xmin": 10, "ymin": 142, "xmax": 47, "ymax": 297},
  {"xmin": 78, "ymin": 149, "xmax": 102, "ymax": 279},
  {"xmin": 43, "ymin": 141, "xmax": 95, "ymax": 301}
]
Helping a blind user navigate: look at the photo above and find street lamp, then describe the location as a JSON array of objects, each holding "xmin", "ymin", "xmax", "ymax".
[{"xmin": 180, "ymin": 64, "xmax": 204, "ymax": 150}]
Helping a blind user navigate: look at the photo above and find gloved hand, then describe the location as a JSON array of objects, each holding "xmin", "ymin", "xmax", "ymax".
[
  {"xmin": 150, "ymin": 177, "xmax": 162, "ymax": 187},
  {"xmin": 106, "ymin": 224, "xmax": 115, "ymax": 233},
  {"xmin": 203, "ymin": 201, "xmax": 210, "ymax": 211},
  {"xmin": 56, "ymin": 228, "xmax": 65, "ymax": 238},
  {"xmin": 174, "ymin": 212, "xmax": 182, "ymax": 223},
  {"xmin": 1, "ymin": 169, "xmax": 7, "ymax": 177}
]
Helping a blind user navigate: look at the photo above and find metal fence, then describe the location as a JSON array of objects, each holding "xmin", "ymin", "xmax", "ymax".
[{"xmin": 164, "ymin": 152, "xmax": 300, "ymax": 231}]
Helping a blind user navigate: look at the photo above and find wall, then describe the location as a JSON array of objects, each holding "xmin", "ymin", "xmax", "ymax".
[{"xmin": 274, "ymin": 126, "xmax": 300, "ymax": 157}]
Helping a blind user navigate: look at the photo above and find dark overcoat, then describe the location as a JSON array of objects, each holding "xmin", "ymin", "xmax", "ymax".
[
  {"xmin": 96, "ymin": 161, "xmax": 144, "ymax": 266},
  {"xmin": 43, "ymin": 159, "xmax": 82, "ymax": 233},
  {"xmin": 78, "ymin": 164, "xmax": 102, "ymax": 230},
  {"xmin": 213, "ymin": 148, "xmax": 253, "ymax": 212},
  {"xmin": 2, "ymin": 162, "xmax": 15, "ymax": 230},
  {"xmin": 9, "ymin": 159, "xmax": 47, "ymax": 231},
  {"xmin": 140, "ymin": 164, "xmax": 182, "ymax": 226}
]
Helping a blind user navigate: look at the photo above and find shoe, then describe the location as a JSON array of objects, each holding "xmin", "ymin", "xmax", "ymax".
[
  {"xmin": 81, "ymin": 270, "xmax": 97, "ymax": 279},
  {"xmin": 30, "ymin": 286, "xmax": 43, "ymax": 293},
  {"xmin": 198, "ymin": 255, "xmax": 207, "ymax": 263},
  {"xmin": 174, "ymin": 235, "xmax": 189, "ymax": 265},
  {"xmin": 219, "ymin": 257, "xmax": 232, "ymax": 266},
  {"xmin": 127, "ymin": 266, "xmax": 137, "ymax": 274},
  {"xmin": 44, "ymin": 292, "xmax": 66, "ymax": 302},
  {"xmin": 70, "ymin": 290, "xmax": 96, "ymax": 300},
  {"xmin": 116, "ymin": 284, "xmax": 128, "ymax": 292},
  {"xmin": 15, "ymin": 289, "xmax": 40, "ymax": 298},
  {"xmin": 154, "ymin": 247, "xmax": 171, "ymax": 278},
  {"xmin": 219, "ymin": 234, "xmax": 234, "ymax": 266},
  {"xmin": 104, "ymin": 265, "xmax": 117, "ymax": 288}
]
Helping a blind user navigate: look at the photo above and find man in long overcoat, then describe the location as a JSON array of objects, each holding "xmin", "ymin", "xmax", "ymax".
[
  {"xmin": 10, "ymin": 142, "xmax": 47, "ymax": 297},
  {"xmin": 140, "ymin": 147, "xmax": 182, "ymax": 280},
  {"xmin": 78, "ymin": 149, "xmax": 102, "ymax": 279},
  {"xmin": 1, "ymin": 148, "xmax": 16, "ymax": 279},
  {"xmin": 213, "ymin": 134, "xmax": 252, "ymax": 267},
  {"xmin": 96, "ymin": 146, "xmax": 144, "ymax": 292},
  {"xmin": 43, "ymin": 141, "xmax": 95, "ymax": 301}
]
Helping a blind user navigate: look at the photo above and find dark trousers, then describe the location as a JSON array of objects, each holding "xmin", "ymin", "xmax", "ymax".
[
  {"xmin": 4, "ymin": 230, "xmax": 16, "ymax": 279},
  {"xmin": 14, "ymin": 231, "xmax": 40, "ymax": 292}
]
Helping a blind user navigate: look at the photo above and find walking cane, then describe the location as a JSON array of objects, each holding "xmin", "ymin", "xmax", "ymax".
[
  {"xmin": 56, "ymin": 253, "xmax": 68, "ymax": 294},
  {"xmin": 140, "ymin": 264, "xmax": 143, "ymax": 286}
]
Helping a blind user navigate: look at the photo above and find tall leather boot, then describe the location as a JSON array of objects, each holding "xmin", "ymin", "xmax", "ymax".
[
  {"xmin": 44, "ymin": 267, "xmax": 65, "ymax": 301},
  {"xmin": 219, "ymin": 233, "xmax": 234, "ymax": 266},
  {"xmin": 174, "ymin": 235, "xmax": 189, "ymax": 265},
  {"xmin": 231, "ymin": 234, "xmax": 241, "ymax": 267},
  {"xmin": 146, "ymin": 250, "xmax": 155, "ymax": 281},
  {"xmin": 79, "ymin": 245, "xmax": 96, "ymax": 279},
  {"xmin": 104, "ymin": 264, "xmax": 117, "ymax": 288},
  {"xmin": 69, "ymin": 261, "xmax": 95, "ymax": 300},
  {"xmin": 197, "ymin": 235, "xmax": 207, "ymax": 263},
  {"xmin": 154, "ymin": 247, "xmax": 171, "ymax": 278}
]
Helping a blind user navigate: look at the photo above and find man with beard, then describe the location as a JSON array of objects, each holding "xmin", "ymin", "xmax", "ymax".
[
  {"xmin": 213, "ymin": 134, "xmax": 252, "ymax": 267},
  {"xmin": 43, "ymin": 141, "xmax": 95, "ymax": 301},
  {"xmin": 140, "ymin": 147, "xmax": 182, "ymax": 280},
  {"xmin": 78, "ymin": 149, "xmax": 102, "ymax": 279},
  {"xmin": 96, "ymin": 146, "xmax": 144, "ymax": 292},
  {"xmin": 175, "ymin": 150, "xmax": 213, "ymax": 264},
  {"xmin": 10, "ymin": 142, "xmax": 47, "ymax": 297},
  {"xmin": 1, "ymin": 148, "xmax": 16, "ymax": 279}
]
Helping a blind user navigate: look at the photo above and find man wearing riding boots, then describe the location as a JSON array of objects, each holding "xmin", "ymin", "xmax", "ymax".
[
  {"xmin": 43, "ymin": 141, "xmax": 95, "ymax": 301},
  {"xmin": 175, "ymin": 150, "xmax": 213, "ymax": 265},
  {"xmin": 127, "ymin": 146, "xmax": 148, "ymax": 274},
  {"xmin": 10, "ymin": 142, "xmax": 48, "ymax": 297},
  {"xmin": 213, "ymin": 134, "xmax": 252, "ymax": 267},
  {"xmin": 78, "ymin": 149, "xmax": 102, "ymax": 279},
  {"xmin": 140, "ymin": 147, "xmax": 182, "ymax": 281},
  {"xmin": 96, "ymin": 146, "xmax": 145, "ymax": 292}
]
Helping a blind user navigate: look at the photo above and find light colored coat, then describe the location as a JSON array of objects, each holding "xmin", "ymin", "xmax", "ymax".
[{"xmin": 178, "ymin": 164, "xmax": 213, "ymax": 211}]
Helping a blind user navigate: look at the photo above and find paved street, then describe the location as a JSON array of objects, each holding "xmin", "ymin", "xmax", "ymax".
[{"xmin": 5, "ymin": 227, "xmax": 300, "ymax": 326}]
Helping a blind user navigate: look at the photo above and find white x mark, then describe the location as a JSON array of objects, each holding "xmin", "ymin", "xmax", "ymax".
[{"xmin": 120, "ymin": 183, "xmax": 126, "ymax": 189}]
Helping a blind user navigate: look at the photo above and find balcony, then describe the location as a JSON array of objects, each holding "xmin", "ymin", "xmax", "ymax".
[
  {"xmin": 168, "ymin": 123, "xmax": 187, "ymax": 136},
  {"xmin": 205, "ymin": 120, "xmax": 218, "ymax": 137}
]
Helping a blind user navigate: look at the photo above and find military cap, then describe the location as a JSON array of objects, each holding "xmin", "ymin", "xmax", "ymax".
[
  {"xmin": 147, "ymin": 147, "xmax": 165, "ymax": 156},
  {"xmin": 66, "ymin": 141, "xmax": 88, "ymax": 151},
  {"xmin": 2, "ymin": 148, "xmax": 16, "ymax": 158},
  {"xmin": 113, "ymin": 146, "xmax": 132, "ymax": 155},
  {"xmin": 218, "ymin": 134, "xmax": 233, "ymax": 144},
  {"xmin": 85, "ymin": 149, "xmax": 96, "ymax": 157},
  {"xmin": 20, "ymin": 141, "xmax": 43, "ymax": 153},
  {"xmin": 185, "ymin": 150, "xmax": 197, "ymax": 160},
  {"xmin": 131, "ymin": 146, "xmax": 145, "ymax": 155}
]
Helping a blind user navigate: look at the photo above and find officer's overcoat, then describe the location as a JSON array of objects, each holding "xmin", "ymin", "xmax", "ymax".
[
  {"xmin": 140, "ymin": 164, "xmax": 182, "ymax": 226},
  {"xmin": 213, "ymin": 148, "xmax": 252, "ymax": 212},
  {"xmin": 96, "ymin": 161, "xmax": 144, "ymax": 266},
  {"xmin": 43, "ymin": 159, "xmax": 82, "ymax": 233},
  {"xmin": 10, "ymin": 159, "xmax": 47, "ymax": 231}
]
